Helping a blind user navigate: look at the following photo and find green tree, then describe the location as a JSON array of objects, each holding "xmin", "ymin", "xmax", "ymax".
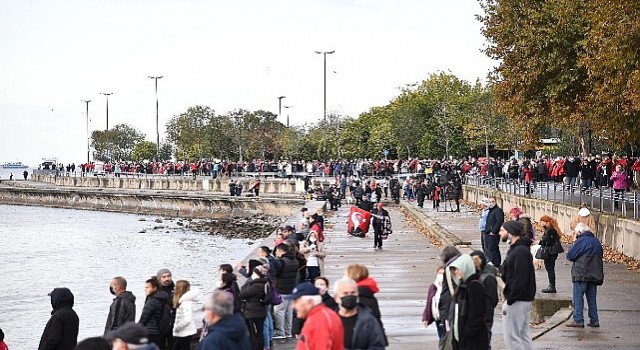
[
  {"xmin": 90, "ymin": 123, "xmax": 145, "ymax": 161},
  {"xmin": 131, "ymin": 141, "xmax": 157, "ymax": 161}
]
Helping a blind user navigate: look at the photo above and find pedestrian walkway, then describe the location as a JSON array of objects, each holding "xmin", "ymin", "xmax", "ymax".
[{"xmin": 407, "ymin": 199, "xmax": 640, "ymax": 349}]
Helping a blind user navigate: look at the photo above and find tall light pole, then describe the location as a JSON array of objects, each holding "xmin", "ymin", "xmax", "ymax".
[
  {"xmin": 315, "ymin": 50, "xmax": 335, "ymax": 161},
  {"xmin": 277, "ymin": 96, "xmax": 286, "ymax": 124},
  {"xmin": 283, "ymin": 105, "xmax": 293, "ymax": 127},
  {"xmin": 148, "ymin": 76, "xmax": 163, "ymax": 161},
  {"xmin": 82, "ymin": 100, "xmax": 91, "ymax": 163},
  {"xmin": 100, "ymin": 92, "xmax": 113, "ymax": 131}
]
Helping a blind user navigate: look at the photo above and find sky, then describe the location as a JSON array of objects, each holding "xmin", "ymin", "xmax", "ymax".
[{"xmin": 0, "ymin": 0, "xmax": 496, "ymax": 166}]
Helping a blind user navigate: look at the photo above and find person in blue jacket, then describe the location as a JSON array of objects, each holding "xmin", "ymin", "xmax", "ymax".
[
  {"xmin": 565, "ymin": 223, "xmax": 604, "ymax": 328},
  {"xmin": 198, "ymin": 290, "xmax": 250, "ymax": 350}
]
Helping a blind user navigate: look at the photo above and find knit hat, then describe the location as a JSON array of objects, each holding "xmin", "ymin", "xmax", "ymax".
[
  {"xmin": 502, "ymin": 220, "xmax": 524, "ymax": 236},
  {"xmin": 156, "ymin": 268, "xmax": 172, "ymax": 280},
  {"xmin": 578, "ymin": 207, "xmax": 590, "ymax": 217},
  {"xmin": 508, "ymin": 207, "xmax": 523, "ymax": 218}
]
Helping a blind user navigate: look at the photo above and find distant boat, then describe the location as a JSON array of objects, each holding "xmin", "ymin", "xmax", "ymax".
[{"xmin": 1, "ymin": 162, "xmax": 29, "ymax": 169}]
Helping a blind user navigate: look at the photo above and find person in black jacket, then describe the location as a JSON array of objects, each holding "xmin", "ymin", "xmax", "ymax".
[
  {"xmin": 436, "ymin": 246, "xmax": 461, "ymax": 341},
  {"xmin": 470, "ymin": 250, "xmax": 498, "ymax": 348},
  {"xmin": 138, "ymin": 278, "xmax": 169, "ymax": 349},
  {"xmin": 38, "ymin": 287, "xmax": 79, "ymax": 350},
  {"xmin": 238, "ymin": 267, "xmax": 268, "ymax": 350},
  {"xmin": 539, "ymin": 215, "xmax": 563, "ymax": 293},
  {"xmin": 371, "ymin": 203, "xmax": 389, "ymax": 249},
  {"xmin": 450, "ymin": 255, "xmax": 489, "ymax": 350},
  {"xmin": 482, "ymin": 197, "xmax": 505, "ymax": 266},
  {"xmin": 580, "ymin": 156, "xmax": 597, "ymax": 193},
  {"xmin": 563, "ymin": 156, "xmax": 582, "ymax": 192},
  {"xmin": 499, "ymin": 220, "xmax": 536, "ymax": 349},
  {"xmin": 273, "ymin": 244, "xmax": 299, "ymax": 339},
  {"xmin": 105, "ymin": 276, "xmax": 137, "ymax": 335}
]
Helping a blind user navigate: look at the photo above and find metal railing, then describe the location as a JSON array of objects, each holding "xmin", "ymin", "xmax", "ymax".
[{"xmin": 465, "ymin": 175, "xmax": 639, "ymax": 220}]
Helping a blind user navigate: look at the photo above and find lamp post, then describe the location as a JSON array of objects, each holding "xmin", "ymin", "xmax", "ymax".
[
  {"xmin": 148, "ymin": 76, "xmax": 163, "ymax": 161},
  {"xmin": 82, "ymin": 100, "xmax": 91, "ymax": 163},
  {"xmin": 277, "ymin": 96, "xmax": 286, "ymax": 124},
  {"xmin": 315, "ymin": 50, "xmax": 335, "ymax": 161},
  {"xmin": 283, "ymin": 105, "xmax": 293, "ymax": 127},
  {"xmin": 100, "ymin": 92, "xmax": 113, "ymax": 131}
]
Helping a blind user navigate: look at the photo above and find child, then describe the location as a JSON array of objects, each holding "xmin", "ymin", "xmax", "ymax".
[{"xmin": 433, "ymin": 185, "xmax": 441, "ymax": 210}]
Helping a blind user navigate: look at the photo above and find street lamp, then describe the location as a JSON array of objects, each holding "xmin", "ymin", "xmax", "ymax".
[
  {"xmin": 82, "ymin": 100, "xmax": 91, "ymax": 163},
  {"xmin": 100, "ymin": 92, "xmax": 113, "ymax": 131},
  {"xmin": 148, "ymin": 76, "xmax": 163, "ymax": 161},
  {"xmin": 315, "ymin": 50, "xmax": 335, "ymax": 161},
  {"xmin": 283, "ymin": 105, "xmax": 293, "ymax": 127},
  {"xmin": 277, "ymin": 96, "xmax": 286, "ymax": 124}
]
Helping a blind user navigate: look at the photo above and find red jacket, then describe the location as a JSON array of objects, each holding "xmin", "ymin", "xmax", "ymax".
[{"xmin": 296, "ymin": 304, "xmax": 344, "ymax": 350}]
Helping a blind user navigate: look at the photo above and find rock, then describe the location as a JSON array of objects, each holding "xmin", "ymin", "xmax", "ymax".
[
  {"xmin": 176, "ymin": 222, "xmax": 184, "ymax": 226},
  {"xmin": 138, "ymin": 218, "xmax": 146, "ymax": 221},
  {"xmin": 154, "ymin": 218, "xmax": 163, "ymax": 223},
  {"xmin": 185, "ymin": 214, "xmax": 281, "ymax": 240},
  {"xmin": 139, "ymin": 230, "xmax": 146, "ymax": 233},
  {"xmin": 153, "ymin": 226, "xmax": 165, "ymax": 230}
]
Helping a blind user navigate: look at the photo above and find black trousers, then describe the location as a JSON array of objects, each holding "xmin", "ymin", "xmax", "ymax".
[
  {"xmin": 373, "ymin": 223, "xmax": 383, "ymax": 248},
  {"xmin": 246, "ymin": 318, "xmax": 265, "ymax": 350},
  {"xmin": 171, "ymin": 335, "xmax": 192, "ymax": 350},
  {"xmin": 544, "ymin": 254, "xmax": 558, "ymax": 286}
]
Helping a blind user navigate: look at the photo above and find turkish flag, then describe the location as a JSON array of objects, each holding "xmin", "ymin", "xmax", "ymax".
[{"xmin": 347, "ymin": 206, "xmax": 371, "ymax": 237}]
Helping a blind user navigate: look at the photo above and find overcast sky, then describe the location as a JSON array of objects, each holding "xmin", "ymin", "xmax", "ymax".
[{"xmin": 0, "ymin": 0, "xmax": 495, "ymax": 166}]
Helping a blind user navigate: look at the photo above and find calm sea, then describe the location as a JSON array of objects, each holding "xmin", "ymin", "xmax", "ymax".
[{"xmin": 0, "ymin": 204, "xmax": 258, "ymax": 349}]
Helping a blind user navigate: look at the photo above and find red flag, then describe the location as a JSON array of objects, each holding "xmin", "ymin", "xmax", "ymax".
[{"xmin": 348, "ymin": 206, "xmax": 371, "ymax": 237}]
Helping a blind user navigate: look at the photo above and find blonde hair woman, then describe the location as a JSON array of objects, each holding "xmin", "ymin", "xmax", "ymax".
[{"xmin": 172, "ymin": 280, "xmax": 199, "ymax": 350}]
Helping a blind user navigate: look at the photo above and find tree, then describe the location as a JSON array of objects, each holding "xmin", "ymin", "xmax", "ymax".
[
  {"xmin": 131, "ymin": 141, "xmax": 157, "ymax": 161},
  {"xmin": 90, "ymin": 123, "xmax": 145, "ymax": 161}
]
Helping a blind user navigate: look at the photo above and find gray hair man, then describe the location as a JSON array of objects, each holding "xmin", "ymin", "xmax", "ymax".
[
  {"xmin": 104, "ymin": 276, "xmax": 136, "ymax": 336},
  {"xmin": 333, "ymin": 277, "xmax": 386, "ymax": 349},
  {"xmin": 198, "ymin": 291, "xmax": 250, "ymax": 350}
]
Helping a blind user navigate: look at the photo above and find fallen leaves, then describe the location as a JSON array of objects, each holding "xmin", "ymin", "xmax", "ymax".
[
  {"xmin": 602, "ymin": 246, "xmax": 640, "ymax": 272},
  {"xmin": 399, "ymin": 207, "xmax": 443, "ymax": 248}
]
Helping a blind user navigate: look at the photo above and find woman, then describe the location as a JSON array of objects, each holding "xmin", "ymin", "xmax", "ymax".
[
  {"xmin": 217, "ymin": 272, "xmax": 241, "ymax": 314},
  {"xmin": 449, "ymin": 254, "xmax": 488, "ymax": 350},
  {"xmin": 238, "ymin": 266, "xmax": 268, "ymax": 350},
  {"xmin": 314, "ymin": 277, "xmax": 338, "ymax": 310},
  {"xmin": 299, "ymin": 230, "xmax": 326, "ymax": 281},
  {"xmin": 422, "ymin": 266, "xmax": 445, "ymax": 340},
  {"xmin": 172, "ymin": 280, "xmax": 199, "ymax": 350},
  {"xmin": 539, "ymin": 215, "xmax": 563, "ymax": 293},
  {"xmin": 610, "ymin": 164, "xmax": 630, "ymax": 209},
  {"xmin": 138, "ymin": 277, "xmax": 169, "ymax": 349},
  {"xmin": 345, "ymin": 264, "xmax": 388, "ymax": 345}
]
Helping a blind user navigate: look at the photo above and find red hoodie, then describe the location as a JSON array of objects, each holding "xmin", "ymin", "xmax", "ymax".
[{"xmin": 357, "ymin": 277, "xmax": 380, "ymax": 294}]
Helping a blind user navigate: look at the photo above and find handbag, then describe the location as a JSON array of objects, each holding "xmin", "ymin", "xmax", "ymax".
[
  {"xmin": 271, "ymin": 283, "xmax": 283, "ymax": 306},
  {"xmin": 548, "ymin": 240, "xmax": 564, "ymax": 255},
  {"xmin": 535, "ymin": 246, "xmax": 549, "ymax": 260}
]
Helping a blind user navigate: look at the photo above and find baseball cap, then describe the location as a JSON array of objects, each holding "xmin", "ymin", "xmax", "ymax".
[
  {"xmin": 105, "ymin": 322, "xmax": 149, "ymax": 344},
  {"xmin": 284, "ymin": 282, "xmax": 319, "ymax": 300}
]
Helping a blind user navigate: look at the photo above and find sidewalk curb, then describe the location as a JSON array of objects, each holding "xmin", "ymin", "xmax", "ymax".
[
  {"xmin": 400, "ymin": 201, "xmax": 465, "ymax": 246},
  {"xmin": 532, "ymin": 308, "xmax": 573, "ymax": 340}
]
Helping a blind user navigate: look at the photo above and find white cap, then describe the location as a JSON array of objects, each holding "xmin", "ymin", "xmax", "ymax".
[{"xmin": 578, "ymin": 207, "xmax": 590, "ymax": 217}]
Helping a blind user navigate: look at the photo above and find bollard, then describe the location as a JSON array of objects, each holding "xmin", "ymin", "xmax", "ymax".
[{"xmin": 634, "ymin": 191, "xmax": 638, "ymax": 220}]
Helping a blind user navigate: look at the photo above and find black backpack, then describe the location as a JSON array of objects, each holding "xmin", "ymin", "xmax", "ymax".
[{"xmin": 157, "ymin": 302, "xmax": 175, "ymax": 336}]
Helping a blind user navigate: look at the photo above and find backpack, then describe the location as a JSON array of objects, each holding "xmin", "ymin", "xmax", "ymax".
[{"xmin": 157, "ymin": 302, "xmax": 175, "ymax": 336}]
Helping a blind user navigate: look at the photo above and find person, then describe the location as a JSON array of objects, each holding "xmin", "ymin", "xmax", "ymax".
[
  {"xmin": 422, "ymin": 266, "xmax": 445, "ymax": 339},
  {"xmin": 198, "ymin": 291, "xmax": 250, "ymax": 350},
  {"xmin": 314, "ymin": 277, "xmax": 339, "ymax": 310},
  {"xmin": 106, "ymin": 322, "xmax": 160, "ymax": 350},
  {"xmin": 481, "ymin": 197, "xmax": 504, "ymax": 267},
  {"xmin": 469, "ymin": 250, "xmax": 498, "ymax": 348},
  {"xmin": 565, "ymin": 223, "xmax": 604, "ymax": 328},
  {"xmin": 436, "ymin": 245, "xmax": 461, "ymax": 343},
  {"xmin": 299, "ymin": 230, "xmax": 326, "ymax": 281},
  {"xmin": 217, "ymin": 264, "xmax": 241, "ymax": 314},
  {"xmin": 286, "ymin": 282, "xmax": 344, "ymax": 350},
  {"xmin": 138, "ymin": 277, "xmax": 169, "ymax": 349},
  {"xmin": 238, "ymin": 266, "xmax": 268, "ymax": 350},
  {"xmin": 157, "ymin": 268, "xmax": 175, "ymax": 307},
  {"xmin": 273, "ymin": 243, "xmax": 299, "ymax": 340},
  {"xmin": 38, "ymin": 287, "xmax": 79, "ymax": 350},
  {"xmin": 74, "ymin": 337, "xmax": 111, "ymax": 350},
  {"xmin": 508, "ymin": 206, "xmax": 535, "ymax": 240},
  {"xmin": 333, "ymin": 277, "xmax": 386, "ymax": 350},
  {"xmin": 172, "ymin": 280, "xmax": 199, "ymax": 350},
  {"xmin": 610, "ymin": 164, "xmax": 630, "ymax": 209},
  {"xmin": 0, "ymin": 328, "xmax": 7, "ymax": 350},
  {"xmin": 569, "ymin": 205, "xmax": 597, "ymax": 241},
  {"xmin": 416, "ymin": 183, "xmax": 427, "ymax": 208},
  {"xmin": 478, "ymin": 199, "xmax": 490, "ymax": 255},
  {"xmin": 344, "ymin": 264, "xmax": 387, "ymax": 345},
  {"xmin": 539, "ymin": 215, "xmax": 563, "ymax": 293},
  {"xmin": 105, "ymin": 276, "xmax": 137, "ymax": 335},
  {"xmin": 449, "ymin": 254, "xmax": 489, "ymax": 350},
  {"xmin": 499, "ymin": 220, "xmax": 536, "ymax": 350},
  {"xmin": 23, "ymin": 170, "xmax": 28, "ymax": 180},
  {"xmin": 371, "ymin": 203, "xmax": 389, "ymax": 249}
]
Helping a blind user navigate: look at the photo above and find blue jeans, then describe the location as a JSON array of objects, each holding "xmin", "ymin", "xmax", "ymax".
[
  {"xmin": 263, "ymin": 307, "xmax": 273, "ymax": 346},
  {"xmin": 572, "ymin": 281, "xmax": 599, "ymax": 324},
  {"xmin": 483, "ymin": 233, "xmax": 502, "ymax": 267}
]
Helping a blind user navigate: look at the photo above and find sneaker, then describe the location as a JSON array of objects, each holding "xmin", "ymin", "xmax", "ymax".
[
  {"xmin": 565, "ymin": 321, "xmax": 585, "ymax": 328},
  {"xmin": 587, "ymin": 322, "xmax": 600, "ymax": 328},
  {"xmin": 272, "ymin": 335, "xmax": 286, "ymax": 340}
]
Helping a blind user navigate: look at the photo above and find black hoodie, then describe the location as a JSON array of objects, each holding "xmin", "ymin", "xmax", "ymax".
[
  {"xmin": 38, "ymin": 287, "xmax": 79, "ymax": 350},
  {"xmin": 500, "ymin": 238, "xmax": 536, "ymax": 305}
]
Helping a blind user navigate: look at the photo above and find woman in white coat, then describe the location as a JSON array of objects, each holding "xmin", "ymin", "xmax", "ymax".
[
  {"xmin": 172, "ymin": 280, "xmax": 199, "ymax": 350},
  {"xmin": 299, "ymin": 229, "xmax": 326, "ymax": 281}
]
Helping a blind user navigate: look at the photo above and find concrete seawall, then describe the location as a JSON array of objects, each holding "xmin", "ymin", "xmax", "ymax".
[
  {"xmin": 0, "ymin": 186, "xmax": 304, "ymax": 219},
  {"xmin": 463, "ymin": 185, "xmax": 640, "ymax": 260}
]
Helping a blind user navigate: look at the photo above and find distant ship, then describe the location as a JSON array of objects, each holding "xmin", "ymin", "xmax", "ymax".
[{"xmin": 1, "ymin": 162, "xmax": 29, "ymax": 169}]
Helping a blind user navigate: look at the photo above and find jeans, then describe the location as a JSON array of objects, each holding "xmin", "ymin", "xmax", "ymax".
[
  {"xmin": 565, "ymin": 176, "xmax": 577, "ymax": 191},
  {"xmin": 572, "ymin": 281, "xmax": 599, "ymax": 324},
  {"xmin": 502, "ymin": 300, "xmax": 533, "ymax": 350},
  {"xmin": 483, "ymin": 233, "xmax": 501, "ymax": 267},
  {"xmin": 263, "ymin": 307, "xmax": 273, "ymax": 347},
  {"xmin": 273, "ymin": 295, "xmax": 293, "ymax": 337},
  {"xmin": 581, "ymin": 178, "xmax": 592, "ymax": 191}
]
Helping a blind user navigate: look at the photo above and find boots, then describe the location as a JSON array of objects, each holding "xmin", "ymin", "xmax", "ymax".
[{"xmin": 542, "ymin": 284, "xmax": 557, "ymax": 293}]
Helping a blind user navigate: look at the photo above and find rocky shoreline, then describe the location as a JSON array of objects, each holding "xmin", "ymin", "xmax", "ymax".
[{"xmin": 139, "ymin": 215, "xmax": 283, "ymax": 240}]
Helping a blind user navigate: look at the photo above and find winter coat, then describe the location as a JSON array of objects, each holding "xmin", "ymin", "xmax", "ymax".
[
  {"xmin": 564, "ymin": 159, "xmax": 581, "ymax": 177},
  {"xmin": 197, "ymin": 314, "xmax": 250, "ymax": 350},
  {"xmin": 348, "ymin": 305, "xmax": 386, "ymax": 350},
  {"xmin": 500, "ymin": 237, "xmax": 536, "ymax": 305},
  {"xmin": 610, "ymin": 171, "xmax": 630, "ymax": 190},
  {"xmin": 296, "ymin": 304, "xmax": 344, "ymax": 350},
  {"xmin": 540, "ymin": 227, "xmax": 559, "ymax": 250},
  {"xmin": 356, "ymin": 277, "xmax": 388, "ymax": 346},
  {"xmin": 38, "ymin": 288, "xmax": 79, "ymax": 350},
  {"xmin": 173, "ymin": 288, "xmax": 199, "ymax": 338},
  {"xmin": 482, "ymin": 206, "xmax": 504, "ymax": 236},
  {"xmin": 570, "ymin": 214, "xmax": 597, "ymax": 235},
  {"xmin": 477, "ymin": 264, "xmax": 498, "ymax": 328},
  {"xmin": 275, "ymin": 253, "xmax": 299, "ymax": 294},
  {"xmin": 238, "ymin": 277, "xmax": 268, "ymax": 319},
  {"xmin": 138, "ymin": 290, "xmax": 169, "ymax": 335},
  {"xmin": 104, "ymin": 291, "xmax": 137, "ymax": 335},
  {"xmin": 299, "ymin": 239, "xmax": 326, "ymax": 274},
  {"xmin": 581, "ymin": 160, "xmax": 597, "ymax": 179},
  {"xmin": 453, "ymin": 274, "xmax": 489, "ymax": 350},
  {"xmin": 567, "ymin": 231, "xmax": 604, "ymax": 285}
]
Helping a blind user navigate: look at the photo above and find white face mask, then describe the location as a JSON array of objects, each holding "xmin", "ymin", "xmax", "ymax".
[
  {"xmin": 251, "ymin": 273, "xmax": 261, "ymax": 280},
  {"xmin": 309, "ymin": 238, "xmax": 317, "ymax": 243}
]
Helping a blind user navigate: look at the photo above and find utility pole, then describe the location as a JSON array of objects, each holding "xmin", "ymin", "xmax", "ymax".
[
  {"xmin": 277, "ymin": 95, "xmax": 286, "ymax": 125},
  {"xmin": 283, "ymin": 105, "xmax": 293, "ymax": 127},
  {"xmin": 100, "ymin": 92, "xmax": 113, "ymax": 131},
  {"xmin": 315, "ymin": 50, "xmax": 335, "ymax": 161},
  {"xmin": 148, "ymin": 76, "xmax": 163, "ymax": 161},
  {"xmin": 82, "ymin": 100, "xmax": 91, "ymax": 163}
]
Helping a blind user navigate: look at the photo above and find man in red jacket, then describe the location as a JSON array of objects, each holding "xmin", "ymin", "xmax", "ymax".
[{"xmin": 287, "ymin": 282, "xmax": 344, "ymax": 350}]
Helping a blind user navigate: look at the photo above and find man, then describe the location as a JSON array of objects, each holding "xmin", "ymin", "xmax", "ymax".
[
  {"xmin": 566, "ymin": 223, "xmax": 604, "ymax": 328},
  {"xmin": 38, "ymin": 287, "xmax": 79, "ymax": 350},
  {"xmin": 286, "ymin": 282, "xmax": 344, "ymax": 350},
  {"xmin": 563, "ymin": 156, "xmax": 582, "ymax": 192},
  {"xmin": 105, "ymin": 276, "xmax": 137, "ymax": 335},
  {"xmin": 106, "ymin": 322, "xmax": 160, "ymax": 350},
  {"xmin": 273, "ymin": 243, "xmax": 300, "ymax": 339},
  {"xmin": 371, "ymin": 203, "xmax": 389, "ymax": 249},
  {"xmin": 333, "ymin": 277, "xmax": 385, "ymax": 350},
  {"xmin": 499, "ymin": 220, "xmax": 536, "ymax": 350},
  {"xmin": 470, "ymin": 250, "xmax": 498, "ymax": 348},
  {"xmin": 481, "ymin": 196, "xmax": 504, "ymax": 266},
  {"xmin": 156, "ymin": 268, "xmax": 174, "ymax": 349},
  {"xmin": 478, "ymin": 198, "xmax": 490, "ymax": 253},
  {"xmin": 198, "ymin": 291, "xmax": 250, "ymax": 350}
]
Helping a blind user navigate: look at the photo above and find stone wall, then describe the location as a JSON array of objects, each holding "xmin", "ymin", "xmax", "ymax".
[
  {"xmin": 463, "ymin": 185, "xmax": 640, "ymax": 259},
  {"xmin": 0, "ymin": 186, "xmax": 304, "ymax": 219}
]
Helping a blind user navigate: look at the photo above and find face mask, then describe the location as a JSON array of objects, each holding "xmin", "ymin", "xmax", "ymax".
[
  {"xmin": 109, "ymin": 286, "xmax": 116, "ymax": 295},
  {"xmin": 309, "ymin": 238, "xmax": 317, "ymax": 243},
  {"xmin": 340, "ymin": 295, "xmax": 358, "ymax": 310},
  {"xmin": 251, "ymin": 273, "xmax": 260, "ymax": 280},
  {"xmin": 315, "ymin": 285, "xmax": 328, "ymax": 295}
]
